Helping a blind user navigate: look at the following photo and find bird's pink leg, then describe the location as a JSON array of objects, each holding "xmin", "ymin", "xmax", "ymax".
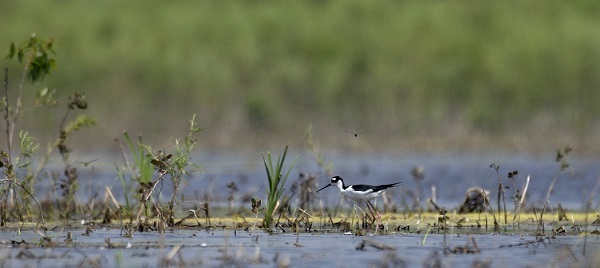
[{"xmin": 367, "ymin": 201, "xmax": 382, "ymax": 234}]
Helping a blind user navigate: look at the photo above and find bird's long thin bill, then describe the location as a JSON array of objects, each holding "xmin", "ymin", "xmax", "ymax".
[{"xmin": 317, "ymin": 184, "xmax": 331, "ymax": 192}]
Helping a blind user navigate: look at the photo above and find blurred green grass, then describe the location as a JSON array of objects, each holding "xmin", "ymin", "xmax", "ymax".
[{"xmin": 2, "ymin": 0, "xmax": 599, "ymax": 151}]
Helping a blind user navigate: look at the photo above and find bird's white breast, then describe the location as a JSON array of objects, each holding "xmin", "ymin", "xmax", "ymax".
[{"xmin": 340, "ymin": 187, "xmax": 381, "ymax": 202}]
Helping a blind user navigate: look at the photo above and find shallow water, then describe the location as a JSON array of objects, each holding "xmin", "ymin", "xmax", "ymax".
[
  {"xmin": 53, "ymin": 151, "xmax": 600, "ymax": 210},
  {"xmin": 15, "ymin": 151, "xmax": 600, "ymax": 266},
  {"xmin": 2, "ymin": 228, "xmax": 599, "ymax": 267}
]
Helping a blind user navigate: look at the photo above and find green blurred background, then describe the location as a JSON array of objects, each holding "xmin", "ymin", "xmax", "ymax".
[{"xmin": 2, "ymin": 0, "xmax": 599, "ymax": 153}]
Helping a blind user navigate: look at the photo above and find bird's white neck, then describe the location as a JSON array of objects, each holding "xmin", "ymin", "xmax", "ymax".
[{"xmin": 334, "ymin": 180, "xmax": 345, "ymax": 191}]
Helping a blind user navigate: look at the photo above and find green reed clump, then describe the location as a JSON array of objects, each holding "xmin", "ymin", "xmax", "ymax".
[{"xmin": 262, "ymin": 145, "xmax": 297, "ymax": 229}]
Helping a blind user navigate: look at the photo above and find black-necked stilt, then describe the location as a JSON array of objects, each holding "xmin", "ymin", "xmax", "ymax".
[{"xmin": 317, "ymin": 176, "xmax": 401, "ymax": 231}]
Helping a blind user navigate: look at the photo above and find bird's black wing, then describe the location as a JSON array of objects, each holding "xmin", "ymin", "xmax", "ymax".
[
  {"xmin": 350, "ymin": 182, "xmax": 401, "ymax": 192},
  {"xmin": 371, "ymin": 182, "xmax": 401, "ymax": 192},
  {"xmin": 349, "ymin": 184, "xmax": 375, "ymax": 192}
]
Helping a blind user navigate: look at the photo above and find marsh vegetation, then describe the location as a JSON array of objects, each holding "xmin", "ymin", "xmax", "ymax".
[{"xmin": 2, "ymin": 2, "xmax": 600, "ymax": 266}]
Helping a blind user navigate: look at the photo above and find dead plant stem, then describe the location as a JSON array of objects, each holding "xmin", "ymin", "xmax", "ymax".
[
  {"xmin": 250, "ymin": 211, "xmax": 259, "ymax": 235},
  {"xmin": 539, "ymin": 176, "xmax": 558, "ymax": 234},
  {"xmin": 136, "ymin": 172, "xmax": 166, "ymax": 223},
  {"xmin": 482, "ymin": 191, "xmax": 498, "ymax": 231},
  {"xmin": 3, "ymin": 68, "xmax": 11, "ymax": 160},
  {"xmin": 513, "ymin": 175, "xmax": 530, "ymax": 228}
]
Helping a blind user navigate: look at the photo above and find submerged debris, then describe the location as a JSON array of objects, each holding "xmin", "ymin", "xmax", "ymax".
[
  {"xmin": 471, "ymin": 258, "xmax": 493, "ymax": 268},
  {"xmin": 444, "ymin": 237, "xmax": 480, "ymax": 255},
  {"xmin": 499, "ymin": 236, "xmax": 555, "ymax": 248},
  {"xmin": 356, "ymin": 239, "xmax": 396, "ymax": 251},
  {"xmin": 422, "ymin": 250, "xmax": 443, "ymax": 268},
  {"xmin": 373, "ymin": 252, "xmax": 406, "ymax": 268}
]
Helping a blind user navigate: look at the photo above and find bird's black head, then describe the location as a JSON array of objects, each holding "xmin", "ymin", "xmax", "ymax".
[{"xmin": 317, "ymin": 176, "xmax": 344, "ymax": 193}]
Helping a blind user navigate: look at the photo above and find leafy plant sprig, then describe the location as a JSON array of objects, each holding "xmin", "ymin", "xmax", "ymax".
[
  {"xmin": 2, "ymin": 34, "xmax": 96, "ymax": 224},
  {"xmin": 132, "ymin": 114, "xmax": 201, "ymax": 228},
  {"xmin": 0, "ymin": 35, "xmax": 53, "ymax": 225}
]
